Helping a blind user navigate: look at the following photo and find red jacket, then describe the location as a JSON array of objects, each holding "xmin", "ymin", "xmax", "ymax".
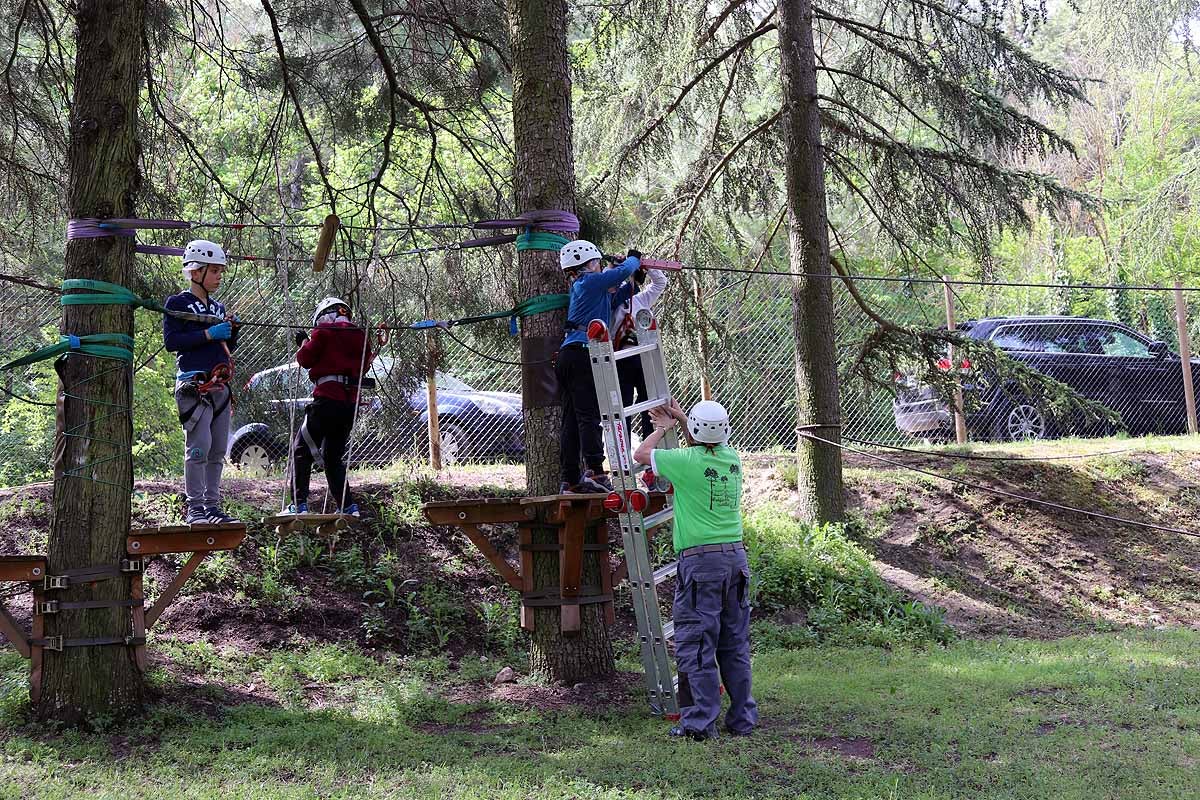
[{"xmin": 296, "ymin": 321, "xmax": 374, "ymax": 404}]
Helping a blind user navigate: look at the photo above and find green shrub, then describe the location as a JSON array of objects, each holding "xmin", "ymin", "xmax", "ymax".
[{"xmin": 743, "ymin": 506, "xmax": 953, "ymax": 646}]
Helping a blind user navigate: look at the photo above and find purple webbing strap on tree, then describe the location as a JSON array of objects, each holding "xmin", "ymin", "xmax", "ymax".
[
  {"xmin": 67, "ymin": 218, "xmax": 192, "ymax": 240},
  {"xmin": 472, "ymin": 210, "xmax": 579, "ymax": 233}
]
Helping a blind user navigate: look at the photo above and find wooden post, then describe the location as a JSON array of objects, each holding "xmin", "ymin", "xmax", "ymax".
[
  {"xmin": 944, "ymin": 279, "xmax": 968, "ymax": 445},
  {"xmin": 1174, "ymin": 281, "xmax": 1198, "ymax": 435},
  {"xmin": 426, "ymin": 332, "xmax": 442, "ymax": 469}
]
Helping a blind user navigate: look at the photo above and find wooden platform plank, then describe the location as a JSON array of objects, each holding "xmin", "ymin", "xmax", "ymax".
[
  {"xmin": 127, "ymin": 527, "xmax": 246, "ymax": 556},
  {"xmin": 0, "ymin": 556, "xmax": 46, "ymax": 582},
  {"xmin": 131, "ymin": 522, "xmax": 246, "ymax": 534},
  {"xmin": 261, "ymin": 513, "xmax": 352, "ymax": 525}
]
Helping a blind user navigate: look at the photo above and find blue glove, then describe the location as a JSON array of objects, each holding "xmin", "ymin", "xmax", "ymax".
[{"xmin": 207, "ymin": 322, "xmax": 232, "ymax": 341}]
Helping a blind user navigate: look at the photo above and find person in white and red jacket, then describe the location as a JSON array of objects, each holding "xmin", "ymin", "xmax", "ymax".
[{"xmin": 287, "ymin": 296, "xmax": 374, "ymax": 516}]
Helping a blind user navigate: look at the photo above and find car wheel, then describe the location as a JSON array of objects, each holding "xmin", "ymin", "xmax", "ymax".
[
  {"xmin": 1004, "ymin": 403, "xmax": 1047, "ymax": 441},
  {"xmin": 231, "ymin": 435, "xmax": 284, "ymax": 475},
  {"xmin": 438, "ymin": 421, "xmax": 468, "ymax": 465}
]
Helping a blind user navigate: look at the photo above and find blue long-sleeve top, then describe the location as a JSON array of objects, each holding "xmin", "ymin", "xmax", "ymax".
[
  {"xmin": 562, "ymin": 256, "xmax": 639, "ymax": 347},
  {"xmin": 162, "ymin": 291, "xmax": 240, "ymax": 378}
]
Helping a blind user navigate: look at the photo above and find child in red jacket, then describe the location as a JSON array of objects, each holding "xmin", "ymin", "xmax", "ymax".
[{"xmin": 287, "ymin": 296, "xmax": 374, "ymax": 516}]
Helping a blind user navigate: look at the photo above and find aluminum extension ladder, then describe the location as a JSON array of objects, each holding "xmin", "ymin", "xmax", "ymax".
[{"xmin": 586, "ymin": 309, "xmax": 681, "ymax": 718}]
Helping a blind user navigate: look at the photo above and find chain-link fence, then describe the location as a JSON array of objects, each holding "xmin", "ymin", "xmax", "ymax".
[{"xmin": 3, "ymin": 259, "xmax": 1199, "ymax": 488}]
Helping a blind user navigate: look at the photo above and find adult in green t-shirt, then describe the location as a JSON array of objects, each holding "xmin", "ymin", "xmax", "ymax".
[{"xmin": 633, "ymin": 397, "xmax": 758, "ymax": 741}]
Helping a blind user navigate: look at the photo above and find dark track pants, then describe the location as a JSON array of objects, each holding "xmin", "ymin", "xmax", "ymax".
[
  {"xmin": 556, "ymin": 343, "xmax": 605, "ymax": 486},
  {"xmin": 290, "ymin": 396, "xmax": 355, "ymax": 508},
  {"xmin": 672, "ymin": 546, "xmax": 758, "ymax": 736},
  {"xmin": 616, "ymin": 354, "xmax": 652, "ymax": 439}
]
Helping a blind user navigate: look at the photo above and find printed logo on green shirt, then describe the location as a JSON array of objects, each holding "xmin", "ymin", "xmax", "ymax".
[{"xmin": 702, "ymin": 462, "xmax": 741, "ymax": 510}]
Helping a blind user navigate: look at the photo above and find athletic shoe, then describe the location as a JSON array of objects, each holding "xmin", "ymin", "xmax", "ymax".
[
  {"xmin": 577, "ymin": 470, "xmax": 614, "ymax": 493},
  {"xmin": 668, "ymin": 725, "xmax": 718, "ymax": 741},
  {"xmin": 204, "ymin": 507, "xmax": 239, "ymax": 525},
  {"xmin": 338, "ymin": 503, "xmax": 361, "ymax": 518},
  {"xmin": 560, "ymin": 482, "xmax": 576, "ymax": 495},
  {"xmin": 287, "ymin": 502, "xmax": 308, "ymax": 514},
  {"xmin": 185, "ymin": 507, "xmax": 209, "ymax": 525}
]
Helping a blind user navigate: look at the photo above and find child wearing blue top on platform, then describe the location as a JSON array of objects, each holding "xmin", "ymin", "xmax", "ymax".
[
  {"xmin": 162, "ymin": 239, "xmax": 241, "ymax": 525},
  {"xmin": 556, "ymin": 240, "xmax": 640, "ymax": 493}
]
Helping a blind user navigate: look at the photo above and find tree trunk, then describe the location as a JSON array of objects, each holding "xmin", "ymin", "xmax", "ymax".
[
  {"xmin": 777, "ymin": 0, "xmax": 845, "ymax": 523},
  {"xmin": 34, "ymin": 0, "xmax": 146, "ymax": 722},
  {"xmin": 511, "ymin": 0, "xmax": 614, "ymax": 680}
]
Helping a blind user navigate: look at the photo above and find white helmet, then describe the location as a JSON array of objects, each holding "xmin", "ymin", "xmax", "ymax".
[
  {"xmin": 182, "ymin": 239, "xmax": 227, "ymax": 272},
  {"xmin": 687, "ymin": 400, "xmax": 731, "ymax": 445},
  {"xmin": 559, "ymin": 239, "xmax": 603, "ymax": 272},
  {"xmin": 313, "ymin": 296, "xmax": 351, "ymax": 326}
]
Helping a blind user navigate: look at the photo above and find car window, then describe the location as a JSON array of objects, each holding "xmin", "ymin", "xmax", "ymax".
[
  {"xmin": 1096, "ymin": 327, "xmax": 1152, "ymax": 358},
  {"xmin": 990, "ymin": 325, "xmax": 1044, "ymax": 352}
]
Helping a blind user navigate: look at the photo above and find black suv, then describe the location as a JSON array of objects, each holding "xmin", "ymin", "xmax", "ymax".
[{"xmin": 893, "ymin": 316, "xmax": 1199, "ymax": 440}]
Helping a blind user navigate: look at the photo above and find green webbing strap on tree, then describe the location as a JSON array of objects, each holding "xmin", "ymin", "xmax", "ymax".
[
  {"xmin": 60, "ymin": 278, "xmax": 164, "ymax": 312},
  {"xmin": 448, "ymin": 293, "xmax": 569, "ymax": 328},
  {"xmin": 0, "ymin": 333, "xmax": 135, "ymax": 373},
  {"xmin": 515, "ymin": 231, "xmax": 571, "ymax": 252}
]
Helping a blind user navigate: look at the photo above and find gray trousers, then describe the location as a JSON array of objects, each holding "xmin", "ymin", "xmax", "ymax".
[
  {"xmin": 673, "ymin": 546, "xmax": 758, "ymax": 736},
  {"xmin": 175, "ymin": 382, "xmax": 231, "ymax": 509}
]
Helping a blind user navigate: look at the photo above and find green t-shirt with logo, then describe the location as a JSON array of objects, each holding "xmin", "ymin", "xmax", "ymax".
[{"xmin": 651, "ymin": 444, "xmax": 743, "ymax": 553}]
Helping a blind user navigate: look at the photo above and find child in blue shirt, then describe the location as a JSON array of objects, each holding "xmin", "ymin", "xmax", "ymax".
[
  {"xmin": 162, "ymin": 239, "xmax": 240, "ymax": 525},
  {"xmin": 556, "ymin": 240, "xmax": 639, "ymax": 493}
]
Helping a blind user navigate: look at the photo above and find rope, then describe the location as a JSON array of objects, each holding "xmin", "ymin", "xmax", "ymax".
[
  {"xmin": 798, "ymin": 430, "xmax": 1200, "ymax": 539},
  {"xmin": 840, "ymin": 434, "xmax": 1140, "ymax": 463},
  {"xmin": 441, "ymin": 327, "xmax": 555, "ymax": 366}
]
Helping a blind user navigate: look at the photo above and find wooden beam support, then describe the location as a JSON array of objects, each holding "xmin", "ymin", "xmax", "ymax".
[
  {"xmin": 559, "ymin": 508, "xmax": 586, "ymax": 634},
  {"xmin": 423, "ymin": 499, "xmax": 532, "ymax": 526},
  {"xmin": 145, "ymin": 551, "xmax": 208, "ymax": 628},
  {"xmin": 29, "ymin": 587, "xmax": 44, "ymax": 703},
  {"xmin": 0, "ymin": 556, "xmax": 47, "ymax": 582},
  {"xmin": 128, "ymin": 525, "xmax": 246, "ymax": 556},
  {"xmin": 0, "ymin": 601, "xmax": 29, "ymax": 659},
  {"xmin": 461, "ymin": 524, "xmax": 522, "ymax": 591},
  {"xmin": 595, "ymin": 519, "xmax": 615, "ymax": 626},
  {"xmin": 130, "ymin": 572, "xmax": 147, "ymax": 672},
  {"xmin": 519, "ymin": 524, "xmax": 535, "ymax": 632}
]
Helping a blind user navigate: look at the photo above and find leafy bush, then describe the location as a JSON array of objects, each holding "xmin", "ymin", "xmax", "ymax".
[{"xmin": 743, "ymin": 506, "xmax": 953, "ymax": 646}]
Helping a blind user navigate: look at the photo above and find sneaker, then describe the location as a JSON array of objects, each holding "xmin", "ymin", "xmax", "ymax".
[
  {"xmin": 577, "ymin": 470, "xmax": 614, "ymax": 493},
  {"xmin": 287, "ymin": 502, "xmax": 308, "ymax": 515},
  {"xmin": 560, "ymin": 482, "xmax": 576, "ymax": 495},
  {"xmin": 338, "ymin": 503, "xmax": 361, "ymax": 518},
  {"xmin": 204, "ymin": 507, "xmax": 239, "ymax": 525},
  {"xmin": 185, "ymin": 507, "xmax": 209, "ymax": 525},
  {"xmin": 668, "ymin": 725, "xmax": 718, "ymax": 741}
]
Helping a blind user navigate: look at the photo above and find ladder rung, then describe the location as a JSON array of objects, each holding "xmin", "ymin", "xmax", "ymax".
[
  {"xmin": 641, "ymin": 507, "xmax": 673, "ymax": 530},
  {"xmin": 614, "ymin": 342, "xmax": 660, "ymax": 361},
  {"xmin": 662, "ymin": 620, "xmax": 674, "ymax": 640},
  {"xmin": 652, "ymin": 561, "xmax": 677, "ymax": 585},
  {"xmin": 624, "ymin": 397, "xmax": 668, "ymax": 416}
]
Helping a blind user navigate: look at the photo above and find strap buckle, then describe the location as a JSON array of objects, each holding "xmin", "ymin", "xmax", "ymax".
[
  {"xmin": 42, "ymin": 635, "xmax": 63, "ymax": 652},
  {"xmin": 120, "ymin": 558, "xmax": 144, "ymax": 573},
  {"xmin": 35, "ymin": 600, "xmax": 58, "ymax": 615},
  {"xmin": 43, "ymin": 575, "xmax": 68, "ymax": 591}
]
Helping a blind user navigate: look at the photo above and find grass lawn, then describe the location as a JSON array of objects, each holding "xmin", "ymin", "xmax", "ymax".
[{"xmin": 3, "ymin": 630, "xmax": 1199, "ymax": 799}]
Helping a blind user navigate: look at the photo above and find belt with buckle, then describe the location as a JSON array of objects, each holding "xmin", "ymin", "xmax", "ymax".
[{"xmin": 678, "ymin": 541, "xmax": 745, "ymax": 559}]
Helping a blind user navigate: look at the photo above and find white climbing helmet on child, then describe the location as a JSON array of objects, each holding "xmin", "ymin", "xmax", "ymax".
[
  {"xmin": 687, "ymin": 400, "xmax": 731, "ymax": 445},
  {"xmin": 559, "ymin": 240, "xmax": 603, "ymax": 272},
  {"xmin": 182, "ymin": 239, "xmax": 227, "ymax": 271},
  {"xmin": 313, "ymin": 296, "xmax": 351, "ymax": 326}
]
